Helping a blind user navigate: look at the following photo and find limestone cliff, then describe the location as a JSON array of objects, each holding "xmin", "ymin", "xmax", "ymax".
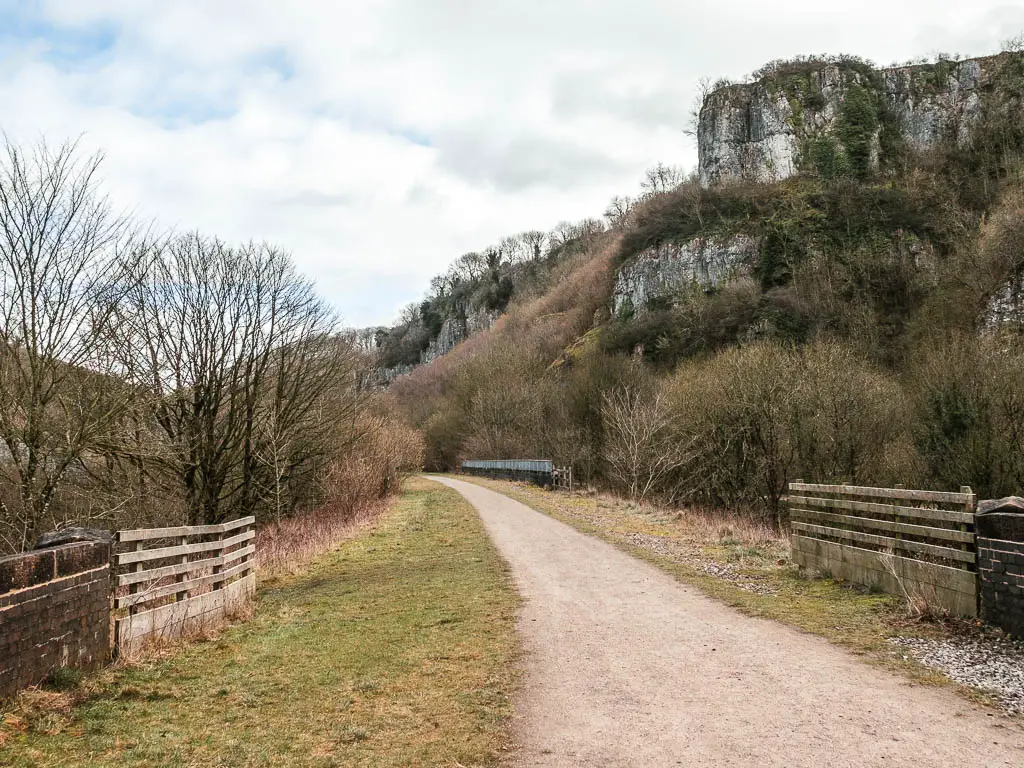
[
  {"xmin": 697, "ymin": 54, "xmax": 1014, "ymax": 187},
  {"xmin": 612, "ymin": 235, "xmax": 759, "ymax": 316},
  {"xmin": 421, "ymin": 307, "xmax": 499, "ymax": 363}
]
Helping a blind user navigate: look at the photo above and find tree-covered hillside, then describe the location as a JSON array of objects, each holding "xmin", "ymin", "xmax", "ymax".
[{"xmin": 384, "ymin": 46, "xmax": 1024, "ymax": 520}]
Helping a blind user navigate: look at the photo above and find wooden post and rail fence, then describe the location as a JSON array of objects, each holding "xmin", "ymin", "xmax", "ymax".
[
  {"xmin": 784, "ymin": 482, "xmax": 978, "ymax": 616},
  {"xmin": 113, "ymin": 516, "xmax": 257, "ymax": 654}
]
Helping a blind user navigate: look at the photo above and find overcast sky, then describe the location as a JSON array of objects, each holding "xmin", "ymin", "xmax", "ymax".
[{"xmin": 1, "ymin": 1, "xmax": 1022, "ymax": 327}]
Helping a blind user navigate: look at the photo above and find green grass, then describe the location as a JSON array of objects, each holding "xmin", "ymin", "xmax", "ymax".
[{"xmin": 0, "ymin": 477, "xmax": 520, "ymax": 767}]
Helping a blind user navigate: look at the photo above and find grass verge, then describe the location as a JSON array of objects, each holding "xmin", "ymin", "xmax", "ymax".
[
  {"xmin": 454, "ymin": 475, "xmax": 1007, "ymax": 709},
  {"xmin": 0, "ymin": 477, "xmax": 520, "ymax": 767}
]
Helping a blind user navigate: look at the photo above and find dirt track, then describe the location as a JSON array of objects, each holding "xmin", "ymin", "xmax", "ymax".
[{"xmin": 432, "ymin": 476, "xmax": 1024, "ymax": 768}]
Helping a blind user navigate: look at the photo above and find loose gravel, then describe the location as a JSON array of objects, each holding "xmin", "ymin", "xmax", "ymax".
[
  {"xmin": 624, "ymin": 532, "xmax": 778, "ymax": 595},
  {"xmin": 891, "ymin": 632, "xmax": 1024, "ymax": 714}
]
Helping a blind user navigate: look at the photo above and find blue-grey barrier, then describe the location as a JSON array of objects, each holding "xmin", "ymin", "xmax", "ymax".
[{"xmin": 461, "ymin": 459, "xmax": 554, "ymax": 486}]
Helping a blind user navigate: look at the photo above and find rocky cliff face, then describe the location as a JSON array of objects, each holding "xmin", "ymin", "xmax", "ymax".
[
  {"xmin": 421, "ymin": 307, "xmax": 499, "ymax": 363},
  {"xmin": 698, "ymin": 55, "xmax": 998, "ymax": 187},
  {"xmin": 612, "ymin": 235, "xmax": 759, "ymax": 316},
  {"xmin": 986, "ymin": 271, "xmax": 1024, "ymax": 332}
]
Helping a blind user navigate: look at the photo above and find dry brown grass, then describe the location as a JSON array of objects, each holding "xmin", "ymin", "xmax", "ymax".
[
  {"xmin": 391, "ymin": 234, "xmax": 620, "ymax": 412},
  {"xmin": 255, "ymin": 501, "xmax": 384, "ymax": 580}
]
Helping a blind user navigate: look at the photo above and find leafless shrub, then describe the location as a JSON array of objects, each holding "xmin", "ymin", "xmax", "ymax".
[
  {"xmin": 911, "ymin": 332, "xmax": 1024, "ymax": 498},
  {"xmin": 665, "ymin": 340, "xmax": 912, "ymax": 521},
  {"xmin": 601, "ymin": 386, "xmax": 694, "ymax": 502},
  {"xmin": 877, "ymin": 547, "xmax": 949, "ymax": 620},
  {"xmin": 322, "ymin": 411, "xmax": 424, "ymax": 516}
]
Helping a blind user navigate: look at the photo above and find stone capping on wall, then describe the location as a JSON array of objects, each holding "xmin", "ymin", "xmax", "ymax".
[
  {"xmin": 0, "ymin": 540, "xmax": 109, "ymax": 595},
  {"xmin": 0, "ymin": 540, "xmax": 112, "ymax": 701},
  {"xmin": 977, "ymin": 496, "xmax": 1024, "ymax": 639}
]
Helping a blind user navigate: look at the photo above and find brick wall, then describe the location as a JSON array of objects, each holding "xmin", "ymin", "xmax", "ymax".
[
  {"xmin": 977, "ymin": 503, "xmax": 1024, "ymax": 638},
  {"xmin": 0, "ymin": 542, "xmax": 111, "ymax": 700}
]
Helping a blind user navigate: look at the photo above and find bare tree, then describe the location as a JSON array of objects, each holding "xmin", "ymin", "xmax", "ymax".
[
  {"xmin": 640, "ymin": 163, "xmax": 686, "ymax": 197},
  {"xmin": 604, "ymin": 195, "xmax": 636, "ymax": 230},
  {"xmin": 499, "ymin": 234, "xmax": 529, "ymax": 265},
  {"xmin": 684, "ymin": 76, "xmax": 714, "ymax": 139},
  {"xmin": 450, "ymin": 251, "xmax": 487, "ymax": 282},
  {"xmin": 601, "ymin": 387, "xmax": 693, "ymax": 502},
  {"xmin": 549, "ymin": 218, "xmax": 606, "ymax": 252},
  {"xmin": 112, "ymin": 234, "xmax": 341, "ymax": 525},
  {"xmin": 519, "ymin": 230, "xmax": 548, "ymax": 261},
  {"xmin": 1003, "ymin": 33, "xmax": 1024, "ymax": 53},
  {"xmin": 0, "ymin": 138, "xmax": 138, "ymax": 551}
]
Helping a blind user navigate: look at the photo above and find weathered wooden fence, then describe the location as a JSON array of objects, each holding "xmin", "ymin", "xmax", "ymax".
[
  {"xmin": 552, "ymin": 466, "xmax": 573, "ymax": 492},
  {"xmin": 786, "ymin": 482, "xmax": 978, "ymax": 616},
  {"xmin": 113, "ymin": 516, "xmax": 256, "ymax": 654}
]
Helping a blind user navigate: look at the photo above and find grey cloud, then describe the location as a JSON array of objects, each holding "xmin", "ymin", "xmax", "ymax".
[
  {"xmin": 405, "ymin": 183, "xmax": 444, "ymax": 206},
  {"xmin": 550, "ymin": 71, "xmax": 693, "ymax": 129},
  {"xmin": 277, "ymin": 189, "xmax": 355, "ymax": 207},
  {"xmin": 435, "ymin": 131, "xmax": 632, "ymax": 191}
]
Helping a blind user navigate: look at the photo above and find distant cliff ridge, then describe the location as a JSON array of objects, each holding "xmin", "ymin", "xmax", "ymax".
[
  {"xmin": 378, "ymin": 48, "xmax": 1024, "ymax": 388},
  {"xmin": 697, "ymin": 53, "xmax": 1017, "ymax": 187}
]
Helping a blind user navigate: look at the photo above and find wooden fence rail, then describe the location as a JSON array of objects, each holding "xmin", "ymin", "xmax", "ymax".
[
  {"xmin": 552, "ymin": 466, "xmax": 573, "ymax": 493},
  {"xmin": 785, "ymin": 482, "xmax": 978, "ymax": 616},
  {"xmin": 113, "ymin": 516, "xmax": 256, "ymax": 654}
]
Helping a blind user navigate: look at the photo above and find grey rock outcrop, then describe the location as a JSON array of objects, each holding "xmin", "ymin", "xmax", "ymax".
[
  {"xmin": 422, "ymin": 307, "xmax": 498, "ymax": 363},
  {"xmin": 882, "ymin": 59, "xmax": 982, "ymax": 153},
  {"xmin": 698, "ymin": 56, "xmax": 1000, "ymax": 187},
  {"xmin": 612, "ymin": 235, "xmax": 759, "ymax": 316},
  {"xmin": 699, "ymin": 65, "xmax": 854, "ymax": 186},
  {"xmin": 985, "ymin": 270, "xmax": 1024, "ymax": 332}
]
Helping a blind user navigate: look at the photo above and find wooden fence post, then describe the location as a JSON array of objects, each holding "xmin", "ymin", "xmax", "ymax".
[
  {"xmin": 211, "ymin": 527, "xmax": 224, "ymax": 592},
  {"xmin": 129, "ymin": 539, "xmax": 143, "ymax": 618},
  {"xmin": 176, "ymin": 534, "xmax": 188, "ymax": 602}
]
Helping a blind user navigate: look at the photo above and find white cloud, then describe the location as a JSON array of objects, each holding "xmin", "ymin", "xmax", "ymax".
[{"xmin": 0, "ymin": 0, "xmax": 1020, "ymax": 325}]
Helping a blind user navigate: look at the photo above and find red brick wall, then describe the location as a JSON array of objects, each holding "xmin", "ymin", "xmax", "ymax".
[{"xmin": 0, "ymin": 542, "xmax": 111, "ymax": 700}]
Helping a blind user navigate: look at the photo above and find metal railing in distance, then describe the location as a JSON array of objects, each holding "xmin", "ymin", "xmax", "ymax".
[{"xmin": 461, "ymin": 459, "xmax": 555, "ymax": 486}]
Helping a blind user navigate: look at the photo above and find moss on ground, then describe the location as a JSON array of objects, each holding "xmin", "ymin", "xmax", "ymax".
[{"xmin": 0, "ymin": 478, "xmax": 520, "ymax": 767}]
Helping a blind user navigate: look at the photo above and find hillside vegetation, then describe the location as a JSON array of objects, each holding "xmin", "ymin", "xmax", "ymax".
[{"xmin": 387, "ymin": 46, "xmax": 1024, "ymax": 520}]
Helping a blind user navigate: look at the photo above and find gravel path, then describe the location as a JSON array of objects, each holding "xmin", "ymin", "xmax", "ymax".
[{"xmin": 432, "ymin": 477, "xmax": 1024, "ymax": 768}]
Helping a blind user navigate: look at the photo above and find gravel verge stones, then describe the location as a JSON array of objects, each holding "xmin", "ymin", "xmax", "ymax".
[{"xmin": 892, "ymin": 632, "xmax": 1024, "ymax": 714}]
